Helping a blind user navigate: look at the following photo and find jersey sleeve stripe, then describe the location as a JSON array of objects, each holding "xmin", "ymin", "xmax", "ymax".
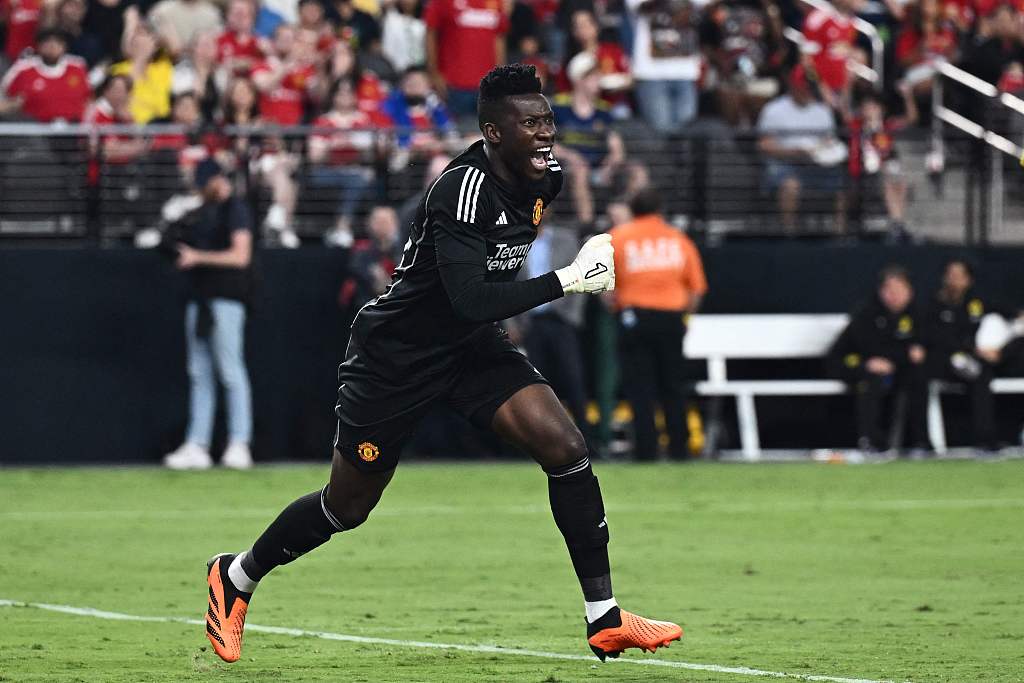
[
  {"xmin": 455, "ymin": 167, "xmax": 476, "ymax": 222},
  {"xmin": 463, "ymin": 168, "xmax": 481, "ymax": 222},
  {"xmin": 467, "ymin": 171, "xmax": 485, "ymax": 224}
]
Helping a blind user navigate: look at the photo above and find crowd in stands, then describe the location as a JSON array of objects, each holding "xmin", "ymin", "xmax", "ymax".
[{"xmin": 3, "ymin": 0, "xmax": 1024, "ymax": 237}]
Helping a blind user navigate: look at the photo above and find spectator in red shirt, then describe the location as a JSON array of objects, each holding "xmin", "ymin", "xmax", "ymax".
[
  {"xmin": 252, "ymin": 24, "xmax": 320, "ymax": 125},
  {"xmin": 895, "ymin": 0, "xmax": 959, "ymax": 96},
  {"xmin": 802, "ymin": 0, "xmax": 857, "ymax": 107},
  {"xmin": 308, "ymin": 75, "xmax": 391, "ymax": 245},
  {"xmin": 215, "ymin": 74, "xmax": 296, "ymax": 249},
  {"xmin": 0, "ymin": 0, "xmax": 42, "ymax": 63},
  {"xmin": 218, "ymin": 0, "xmax": 267, "ymax": 76},
  {"xmin": 338, "ymin": 205, "xmax": 403, "ymax": 310},
  {"xmin": 0, "ymin": 28, "xmax": 91, "ymax": 122},
  {"xmin": 562, "ymin": 9, "xmax": 631, "ymax": 115},
  {"xmin": 848, "ymin": 85, "xmax": 918, "ymax": 238},
  {"xmin": 83, "ymin": 73, "xmax": 145, "ymax": 186},
  {"xmin": 424, "ymin": 0, "xmax": 509, "ymax": 119},
  {"xmin": 323, "ymin": 38, "xmax": 387, "ymax": 113}
]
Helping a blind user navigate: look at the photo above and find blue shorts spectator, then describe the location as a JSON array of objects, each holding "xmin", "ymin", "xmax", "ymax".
[{"xmin": 763, "ymin": 162, "xmax": 844, "ymax": 195}]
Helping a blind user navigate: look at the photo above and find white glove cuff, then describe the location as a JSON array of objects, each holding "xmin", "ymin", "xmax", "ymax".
[{"xmin": 555, "ymin": 264, "xmax": 582, "ymax": 293}]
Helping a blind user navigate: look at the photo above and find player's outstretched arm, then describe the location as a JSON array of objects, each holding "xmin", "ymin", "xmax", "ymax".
[
  {"xmin": 436, "ymin": 231, "xmax": 616, "ymax": 323},
  {"xmin": 436, "ymin": 226, "xmax": 565, "ymax": 323},
  {"xmin": 554, "ymin": 234, "xmax": 615, "ymax": 294}
]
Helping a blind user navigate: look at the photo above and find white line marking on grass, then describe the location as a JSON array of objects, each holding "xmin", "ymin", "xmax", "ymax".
[
  {"xmin": 1, "ymin": 498, "xmax": 1022, "ymax": 521},
  {"xmin": 0, "ymin": 598, "xmax": 906, "ymax": 683}
]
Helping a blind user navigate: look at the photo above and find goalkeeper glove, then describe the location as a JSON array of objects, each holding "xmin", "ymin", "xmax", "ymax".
[{"xmin": 555, "ymin": 233, "xmax": 615, "ymax": 294}]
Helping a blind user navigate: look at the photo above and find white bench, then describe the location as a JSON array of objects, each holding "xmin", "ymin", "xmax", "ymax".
[
  {"xmin": 928, "ymin": 378, "xmax": 1024, "ymax": 452},
  {"xmin": 683, "ymin": 314, "xmax": 1024, "ymax": 458},
  {"xmin": 684, "ymin": 314, "xmax": 849, "ymax": 459}
]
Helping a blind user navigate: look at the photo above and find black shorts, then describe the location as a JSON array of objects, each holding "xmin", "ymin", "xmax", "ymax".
[{"xmin": 333, "ymin": 326, "xmax": 547, "ymax": 473}]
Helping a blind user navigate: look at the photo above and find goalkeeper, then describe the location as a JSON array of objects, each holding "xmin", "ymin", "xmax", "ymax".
[{"xmin": 202, "ymin": 64, "xmax": 682, "ymax": 665}]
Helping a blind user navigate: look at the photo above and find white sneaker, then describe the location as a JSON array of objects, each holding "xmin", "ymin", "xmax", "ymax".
[
  {"xmin": 323, "ymin": 223, "xmax": 354, "ymax": 248},
  {"xmin": 163, "ymin": 442, "xmax": 213, "ymax": 470},
  {"xmin": 221, "ymin": 442, "xmax": 253, "ymax": 470},
  {"xmin": 278, "ymin": 228, "xmax": 300, "ymax": 249},
  {"xmin": 263, "ymin": 204, "xmax": 288, "ymax": 232}
]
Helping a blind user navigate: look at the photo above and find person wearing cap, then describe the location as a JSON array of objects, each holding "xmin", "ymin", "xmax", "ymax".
[
  {"xmin": 757, "ymin": 64, "xmax": 845, "ymax": 232},
  {"xmin": 0, "ymin": 28, "xmax": 91, "ymax": 121},
  {"xmin": 164, "ymin": 158, "xmax": 256, "ymax": 471},
  {"xmin": 552, "ymin": 51, "xmax": 648, "ymax": 227},
  {"xmin": 608, "ymin": 187, "xmax": 707, "ymax": 460}
]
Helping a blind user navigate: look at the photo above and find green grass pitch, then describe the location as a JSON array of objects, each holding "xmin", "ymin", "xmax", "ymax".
[{"xmin": 1, "ymin": 461, "xmax": 1023, "ymax": 682}]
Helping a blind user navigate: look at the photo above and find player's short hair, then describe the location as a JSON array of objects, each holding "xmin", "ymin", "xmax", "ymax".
[
  {"xmin": 628, "ymin": 187, "xmax": 664, "ymax": 217},
  {"xmin": 477, "ymin": 64, "xmax": 543, "ymax": 128}
]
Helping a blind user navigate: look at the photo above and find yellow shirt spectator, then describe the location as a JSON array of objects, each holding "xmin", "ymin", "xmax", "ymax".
[{"xmin": 111, "ymin": 57, "xmax": 174, "ymax": 123}]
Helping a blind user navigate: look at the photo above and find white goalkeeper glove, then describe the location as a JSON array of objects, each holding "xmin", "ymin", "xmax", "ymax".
[{"xmin": 554, "ymin": 233, "xmax": 615, "ymax": 294}]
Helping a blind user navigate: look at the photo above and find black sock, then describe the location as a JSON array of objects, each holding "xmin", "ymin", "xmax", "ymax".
[
  {"xmin": 243, "ymin": 486, "xmax": 346, "ymax": 581},
  {"xmin": 545, "ymin": 455, "xmax": 613, "ymax": 602}
]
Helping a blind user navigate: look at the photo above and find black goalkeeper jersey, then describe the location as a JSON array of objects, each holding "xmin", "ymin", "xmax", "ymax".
[{"xmin": 348, "ymin": 140, "xmax": 565, "ymax": 382}]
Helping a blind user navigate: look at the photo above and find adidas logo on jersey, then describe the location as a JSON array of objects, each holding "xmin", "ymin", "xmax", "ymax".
[{"xmin": 496, "ymin": 212, "xmax": 508, "ymax": 225}]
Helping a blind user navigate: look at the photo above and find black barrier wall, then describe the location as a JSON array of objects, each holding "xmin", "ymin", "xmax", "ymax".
[{"xmin": 1, "ymin": 244, "xmax": 1022, "ymax": 463}]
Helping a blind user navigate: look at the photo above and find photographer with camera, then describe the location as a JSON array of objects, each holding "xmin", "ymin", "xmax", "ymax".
[{"xmin": 163, "ymin": 158, "xmax": 255, "ymax": 471}]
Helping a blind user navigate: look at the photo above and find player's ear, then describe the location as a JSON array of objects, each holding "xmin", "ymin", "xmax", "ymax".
[{"xmin": 482, "ymin": 121, "xmax": 501, "ymax": 145}]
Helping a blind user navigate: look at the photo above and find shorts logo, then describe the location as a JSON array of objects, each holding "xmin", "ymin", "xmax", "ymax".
[
  {"xmin": 532, "ymin": 198, "xmax": 544, "ymax": 226},
  {"xmin": 357, "ymin": 442, "xmax": 380, "ymax": 462}
]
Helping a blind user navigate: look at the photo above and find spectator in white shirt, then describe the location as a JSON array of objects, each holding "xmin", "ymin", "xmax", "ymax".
[
  {"xmin": 381, "ymin": 0, "xmax": 425, "ymax": 73},
  {"xmin": 625, "ymin": 0, "xmax": 706, "ymax": 134},
  {"xmin": 757, "ymin": 65, "xmax": 846, "ymax": 232}
]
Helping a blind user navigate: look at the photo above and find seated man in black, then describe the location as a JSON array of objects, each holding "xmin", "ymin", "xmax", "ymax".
[
  {"xmin": 925, "ymin": 258, "xmax": 1020, "ymax": 450},
  {"xmin": 829, "ymin": 265, "xmax": 930, "ymax": 453}
]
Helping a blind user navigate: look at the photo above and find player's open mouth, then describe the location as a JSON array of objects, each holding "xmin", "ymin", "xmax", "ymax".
[{"xmin": 529, "ymin": 147, "xmax": 551, "ymax": 171}]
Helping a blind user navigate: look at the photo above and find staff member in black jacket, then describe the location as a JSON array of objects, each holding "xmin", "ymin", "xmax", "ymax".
[
  {"xmin": 163, "ymin": 158, "xmax": 255, "ymax": 471},
  {"xmin": 829, "ymin": 265, "xmax": 930, "ymax": 452},
  {"xmin": 925, "ymin": 259, "xmax": 1019, "ymax": 449}
]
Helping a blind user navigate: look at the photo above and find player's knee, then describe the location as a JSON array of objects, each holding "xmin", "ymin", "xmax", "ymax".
[
  {"xmin": 545, "ymin": 426, "xmax": 588, "ymax": 469},
  {"xmin": 323, "ymin": 488, "xmax": 373, "ymax": 530}
]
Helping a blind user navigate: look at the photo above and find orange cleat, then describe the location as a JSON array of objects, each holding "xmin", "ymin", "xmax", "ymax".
[
  {"xmin": 205, "ymin": 553, "xmax": 251, "ymax": 663},
  {"xmin": 586, "ymin": 606, "xmax": 683, "ymax": 661}
]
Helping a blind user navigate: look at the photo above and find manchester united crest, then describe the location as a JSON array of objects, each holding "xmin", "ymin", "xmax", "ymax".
[
  {"xmin": 357, "ymin": 442, "xmax": 380, "ymax": 462},
  {"xmin": 532, "ymin": 198, "xmax": 544, "ymax": 226}
]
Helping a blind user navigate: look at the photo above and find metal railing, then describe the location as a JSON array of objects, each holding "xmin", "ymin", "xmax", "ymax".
[
  {"xmin": 0, "ymin": 122, "xmax": 1015, "ymax": 245},
  {"xmin": 931, "ymin": 60, "xmax": 1024, "ymax": 244}
]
